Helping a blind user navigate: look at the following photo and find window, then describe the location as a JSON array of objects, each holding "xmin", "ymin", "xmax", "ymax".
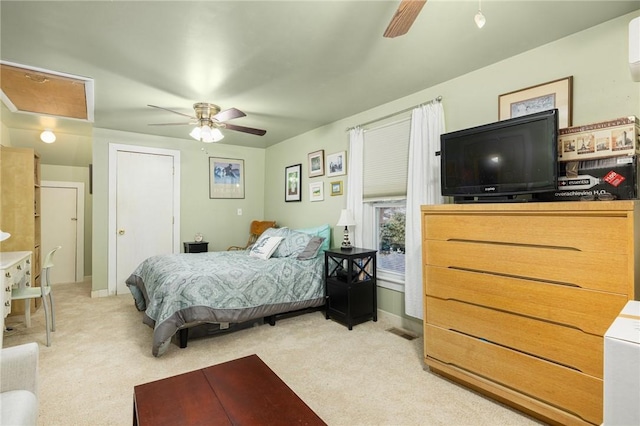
[
  {"xmin": 374, "ymin": 201, "xmax": 406, "ymax": 279},
  {"xmin": 362, "ymin": 118, "xmax": 411, "ymax": 290}
]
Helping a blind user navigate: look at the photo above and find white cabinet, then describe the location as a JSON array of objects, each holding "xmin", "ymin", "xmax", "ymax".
[{"xmin": 1, "ymin": 251, "xmax": 32, "ymax": 319}]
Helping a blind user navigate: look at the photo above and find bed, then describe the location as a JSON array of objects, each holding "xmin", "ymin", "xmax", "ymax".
[{"xmin": 126, "ymin": 225, "xmax": 330, "ymax": 357}]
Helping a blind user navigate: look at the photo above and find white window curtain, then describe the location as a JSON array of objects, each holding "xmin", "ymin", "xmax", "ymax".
[
  {"xmin": 405, "ymin": 102, "xmax": 445, "ymax": 319},
  {"xmin": 347, "ymin": 127, "xmax": 364, "ymax": 248}
]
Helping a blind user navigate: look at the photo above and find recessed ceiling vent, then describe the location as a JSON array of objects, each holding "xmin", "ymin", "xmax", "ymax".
[{"xmin": 0, "ymin": 61, "xmax": 94, "ymax": 122}]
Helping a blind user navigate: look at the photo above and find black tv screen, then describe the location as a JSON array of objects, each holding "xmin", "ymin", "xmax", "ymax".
[{"xmin": 440, "ymin": 109, "xmax": 558, "ymax": 201}]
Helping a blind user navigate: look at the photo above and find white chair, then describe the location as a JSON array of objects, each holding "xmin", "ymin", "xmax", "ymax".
[{"xmin": 11, "ymin": 246, "xmax": 61, "ymax": 346}]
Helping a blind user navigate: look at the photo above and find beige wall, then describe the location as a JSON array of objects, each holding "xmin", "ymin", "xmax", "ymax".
[{"xmin": 264, "ymin": 11, "xmax": 640, "ymax": 329}]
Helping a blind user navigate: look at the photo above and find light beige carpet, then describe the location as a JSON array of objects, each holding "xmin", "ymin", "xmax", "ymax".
[{"xmin": 3, "ymin": 281, "xmax": 542, "ymax": 426}]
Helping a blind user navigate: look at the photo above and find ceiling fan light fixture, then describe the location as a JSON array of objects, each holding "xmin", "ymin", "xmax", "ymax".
[
  {"xmin": 474, "ymin": 0, "xmax": 486, "ymax": 29},
  {"xmin": 190, "ymin": 125, "xmax": 224, "ymax": 143},
  {"xmin": 475, "ymin": 10, "xmax": 486, "ymax": 28},
  {"xmin": 40, "ymin": 129, "xmax": 56, "ymax": 143}
]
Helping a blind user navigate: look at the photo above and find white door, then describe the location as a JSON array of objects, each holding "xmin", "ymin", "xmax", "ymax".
[
  {"xmin": 110, "ymin": 147, "xmax": 179, "ymax": 295},
  {"xmin": 41, "ymin": 182, "xmax": 84, "ymax": 284}
]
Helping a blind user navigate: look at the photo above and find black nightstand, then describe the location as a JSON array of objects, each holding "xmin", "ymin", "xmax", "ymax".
[
  {"xmin": 324, "ymin": 247, "xmax": 377, "ymax": 330},
  {"xmin": 183, "ymin": 241, "xmax": 209, "ymax": 253}
]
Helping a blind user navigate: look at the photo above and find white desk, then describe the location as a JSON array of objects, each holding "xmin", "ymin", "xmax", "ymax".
[{"xmin": 1, "ymin": 251, "xmax": 33, "ymax": 326}]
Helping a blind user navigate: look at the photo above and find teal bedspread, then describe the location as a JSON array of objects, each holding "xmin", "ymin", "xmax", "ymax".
[{"xmin": 126, "ymin": 250, "xmax": 325, "ymax": 356}]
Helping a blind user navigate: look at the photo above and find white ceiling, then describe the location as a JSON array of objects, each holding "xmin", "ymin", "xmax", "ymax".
[{"xmin": 1, "ymin": 1, "xmax": 639, "ymax": 166}]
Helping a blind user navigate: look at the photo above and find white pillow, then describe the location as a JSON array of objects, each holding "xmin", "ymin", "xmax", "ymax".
[{"xmin": 249, "ymin": 236, "xmax": 284, "ymax": 260}]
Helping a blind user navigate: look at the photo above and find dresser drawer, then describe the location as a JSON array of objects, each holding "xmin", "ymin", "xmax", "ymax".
[
  {"xmin": 426, "ymin": 266, "xmax": 628, "ymax": 336},
  {"xmin": 425, "ymin": 240, "xmax": 629, "ymax": 294},
  {"xmin": 423, "ymin": 210, "xmax": 630, "ymax": 255},
  {"xmin": 426, "ymin": 296, "xmax": 603, "ymax": 378},
  {"xmin": 425, "ymin": 324, "xmax": 602, "ymax": 425}
]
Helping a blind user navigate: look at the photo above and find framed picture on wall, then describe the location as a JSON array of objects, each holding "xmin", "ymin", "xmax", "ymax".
[
  {"xmin": 326, "ymin": 151, "xmax": 347, "ymax": 177},
  {"xmin": 285, "ymin": 163, "xmax": 302, "ymax": 202},
  {"xmin": 498, "ymin": 76, "xmax": 573, "ymax": 128},
  {"xmin": 309, "ymin": 181, "xmax": 323, "ymax": 202},
  {"xmin": 308, "ymin": 149, "xmax": 324, "ymax": 177},
  {"xmin": 330, "ymin": 180, "xmax": 343, "ymax": 196},
  {"xmin": 209, "ymin": 157, "xmax": 245, "ymax": 199}
]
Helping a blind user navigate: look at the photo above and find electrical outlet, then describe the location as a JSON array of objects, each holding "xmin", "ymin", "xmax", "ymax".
[{"xmin": 237, "ymin": 208, "xmax": 242, "ymax": 216}]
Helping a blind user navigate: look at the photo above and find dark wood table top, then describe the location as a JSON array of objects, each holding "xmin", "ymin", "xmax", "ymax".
[{"xmin": 134, "ymin": 354, "xmax": 326, "ymax": 426}]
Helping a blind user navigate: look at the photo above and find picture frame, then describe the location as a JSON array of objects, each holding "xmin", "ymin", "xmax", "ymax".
[
  {"xmin": 308, "ymin": 149, "xmax": 324, "ymax": 177},
  {"xmin": 326, "ymin": 151, "xmax": 347, "ymax": 177},
  {"xmin": 498, "ymin": 76, "xmax": 573, "ymax": 128},
  {"xmin": 330, "ymin": 180, "xmax": 343, "ymax": 196},
  {"xmin": 309, "ymin": 182, "xmax": 324, "ymax": 202},
  {"xmin": 285, "ymin": 163, "xmax": 302, "ymax": 202},
  {"xmin": 209, "ymin": 157, "xmax": 245, "ymax": 199}
]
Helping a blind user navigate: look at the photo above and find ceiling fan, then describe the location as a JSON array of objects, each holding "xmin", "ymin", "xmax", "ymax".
[
  {"xmin": 383, "ymin": 0, "xmax": 427, "ymax": 38},
  {"xmin": 148, "ymin": 102, "xmax": 266, "ymax": 143}
]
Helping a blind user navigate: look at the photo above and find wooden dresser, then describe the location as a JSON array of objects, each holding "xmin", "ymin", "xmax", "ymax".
[{"xmin": 421, "ymin": 201, "xmax": 639, "ymax": 426}]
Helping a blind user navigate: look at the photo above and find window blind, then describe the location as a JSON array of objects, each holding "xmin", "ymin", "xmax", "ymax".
[{"xmin": 363, "ymin": 117, "xmax": 411, "ymax": 199}]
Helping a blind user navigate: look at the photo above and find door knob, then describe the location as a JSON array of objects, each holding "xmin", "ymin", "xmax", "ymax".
[{"xmin": 118, "ymin": 229, "xmax": 125, "ymax": 235}]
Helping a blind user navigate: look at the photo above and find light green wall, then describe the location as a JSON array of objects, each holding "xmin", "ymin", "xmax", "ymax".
[
  {"xmin": 40, "ymin": 164, "xmax": 92, "ymax": 276},
  {"xmin": 91, "ymin": 128, "xmax": 266, "ymax": 293},
  {"xmin": 264, "ymin": 11, "xmax": 640, "ymax": 325}
]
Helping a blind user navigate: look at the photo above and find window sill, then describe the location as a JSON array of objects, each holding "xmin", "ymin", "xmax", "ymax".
[{"xmin": 377, "ymin": 273, "xmax": 404, "ymax": 292}]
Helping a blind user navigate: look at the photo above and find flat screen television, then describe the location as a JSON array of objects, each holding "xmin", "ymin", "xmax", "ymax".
[{"xmin": 440, "ymin": 109, "xmax": 558, "ymax": 202}]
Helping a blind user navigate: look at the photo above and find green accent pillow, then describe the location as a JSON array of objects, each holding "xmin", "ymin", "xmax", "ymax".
[{"xmin": 295, "ymin": 224, "xmax": 331, "ymax": 253}]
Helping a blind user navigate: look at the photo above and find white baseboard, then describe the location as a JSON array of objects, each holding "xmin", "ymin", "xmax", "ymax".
[{"xmin": 91, "ymin": 289, "xmax": 109, "ymax": 298}]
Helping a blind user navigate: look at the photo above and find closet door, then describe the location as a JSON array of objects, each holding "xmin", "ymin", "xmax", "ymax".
[{"xmin": 108, "ymin": 144, "xmax": 180, "ymax": 295}]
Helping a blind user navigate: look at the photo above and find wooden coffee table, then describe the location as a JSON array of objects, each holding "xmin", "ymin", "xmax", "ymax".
[{"xmin": 133, "ymin": 354, "xmax": 326, "ymax": 425}]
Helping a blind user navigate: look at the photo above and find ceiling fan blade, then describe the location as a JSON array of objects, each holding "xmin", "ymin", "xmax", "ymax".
[
  {"xmin": 148, "ymin": 122, "xmax": 193, "ymax": 126},
  {"xmin": 224, "ymin": 123, "xmax": 267, "ymax": 136},
  {"xmin": 383, "ymin": 0, "xmax": 427, "ymax": 38},
  {"xmin": 213, "ymin": 107, "xmax": 246, "ymax": 122},
  {"xmin": 148, "ymin": 104, "xmax": 195, "ymax": 119}
]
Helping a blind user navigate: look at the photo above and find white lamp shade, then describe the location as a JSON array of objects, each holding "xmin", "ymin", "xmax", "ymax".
[
  {"xmin": 336, "ymin": 209, "xmax": 356, "ymax": 227},
  {"xmin": 0, "ymin": 230, "xmax": 11, "ymax": 241},
  {"xmin": 189, "ymin": 126, "xmax": 201, "ymax": 140}
]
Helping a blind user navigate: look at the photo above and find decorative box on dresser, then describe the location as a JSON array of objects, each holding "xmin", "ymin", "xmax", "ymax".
[
  {"xmin": 0, "ymin": 146, "xmax": 41, "ymax": 317},
  {"xmin": 421, "ymin": 200, "xmax": 639, "ymax": 426}
]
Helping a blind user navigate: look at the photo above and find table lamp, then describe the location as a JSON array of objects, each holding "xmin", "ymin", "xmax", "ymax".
[{"xmin": 336, "ymin": 209, "xmax": 356, "ymax": 250}]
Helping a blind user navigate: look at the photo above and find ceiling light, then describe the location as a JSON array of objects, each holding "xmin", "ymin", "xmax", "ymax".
[
  {"xmin": 40, "ymin": 129, "xmax": 56, "ymax": 143},
  {"xmin": 474, "ymin": 0, "xmax": 486, "ymax": 29},
  {"xmin": 189, "ymin": 125, "xmax": 224, "ymax": 143}
]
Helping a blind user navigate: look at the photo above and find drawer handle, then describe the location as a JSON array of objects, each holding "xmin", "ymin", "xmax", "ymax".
[
  {"xmin": 16, "ymin": 265, "xmax": 22, "ymax": 270},
  {"xmin": 26, "ymin": 271, "xmax": 31, "ymax": 276},
  {"xmin": 5, "ymin": 286, "xmax": 10, "ymax": 291},
  {"xmin": 5, "ymin": 272, "xmax": 10, "ymax": 278},
  {"xmin": 26, "ymin": 259, "xmax": 30, "ymax": 264},
  {"xmin": 4, "ymin": 301, "xmax": 9, "ymax": 307}
]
